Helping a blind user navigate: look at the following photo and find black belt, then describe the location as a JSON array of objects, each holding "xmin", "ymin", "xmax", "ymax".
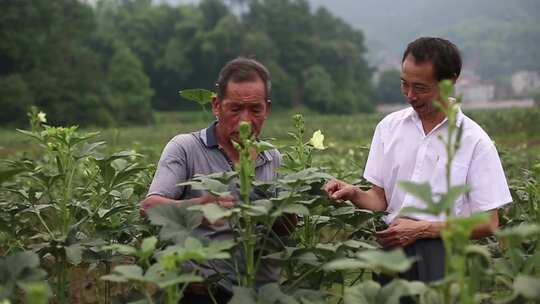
[{"xmin": 181, "ymin": 283, "xmax": 232, "ymax": 304}]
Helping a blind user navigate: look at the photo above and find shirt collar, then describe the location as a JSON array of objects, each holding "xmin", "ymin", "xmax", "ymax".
[
  {"xmin": 201, "ymin": 121, "xmax": 219, "ymax": 148},
  {"xmin": 406, "ymin": 99, "xmax": 464, "ymax": 128},
  {"xmin": 199, "ymin": 121, "xmax": 273, "ymax": 163},
  {"xmin": 455, "ymin": 106, "xmax": 464, "ymax": 128}
]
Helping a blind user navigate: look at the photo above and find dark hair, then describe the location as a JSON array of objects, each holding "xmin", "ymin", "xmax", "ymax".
[
  {"xmin": 402, "ymin": 37, "xmax": 462, "ymax": 81},
  {"xmin": 215, "ymin": 57, "xmax": 271, "ymax": 100}
]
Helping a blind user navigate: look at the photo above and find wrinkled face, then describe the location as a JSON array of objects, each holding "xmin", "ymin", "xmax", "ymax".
[
  {"xmin": 212, "ymin": 78, "xmax": 269, "ymax": 143},
  {"xmin": 400, "ymin": 54, "xmax": 441, "ymax": 119}
]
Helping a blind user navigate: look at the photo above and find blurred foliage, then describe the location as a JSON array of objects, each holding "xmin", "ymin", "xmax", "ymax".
[
  {"xmin": 0, "ymin": 0, "xmax": 374, "ymax": 127},
  {"xmin": 375, "ymin": 69, "xmax": 403, "ymax": 104},
  {"xmin": 530, "ymin": 89, "xmax": 540, "ymax": 107},
  {"xmin": 312, "ymin": 0, "xmax": 540, "ymax": 80},
  {"xmin": 0, "ymin": 105, "xmax": 539, "ymax": 302}
]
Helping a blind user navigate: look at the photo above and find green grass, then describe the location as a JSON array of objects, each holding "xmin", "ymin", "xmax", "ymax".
[
  {"xmin": 1, "ymin": 108, "xmax": 538, "ymax": 169},
  {"xmin": 0, "ymin": 110, "xmax": 382, "ymax": 160}
]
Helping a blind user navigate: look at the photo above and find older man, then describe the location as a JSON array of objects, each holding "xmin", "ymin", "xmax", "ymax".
[
  {"xmin": 325, "ymin": 37, "xmax": 512, "ymax": 282},
  {"xmin": 141, "ymin": 57, "xmax": 282, "ymax": 303}
]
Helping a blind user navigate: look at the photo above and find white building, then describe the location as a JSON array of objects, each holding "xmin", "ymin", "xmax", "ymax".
[
  {"xmin": 511, "ymin": 70, "xmax": 540, "ymax": 95},
  {"xmin": 455, "ymin": 70, "xmax": 495, "ymax": 103}
]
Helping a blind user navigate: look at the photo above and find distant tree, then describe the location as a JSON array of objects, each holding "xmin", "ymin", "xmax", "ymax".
[
  {"xmin": 200, "ymin": 0, "xmax": 230, "ymax": 30},
  {"xmin": 239, "ymin": 31, "xmax": 293, "ymax": 107},
  {"xmin": 93, "ymin": 0, "xmax": 373, "ymax": 114},
  {"xmin": 244, "ymin": 0, "xmax": 373, "ymax": 111},
  {"xmin": 108, "ymin": 44, "xmax": 154, "ymax": 125},
  {"xmin": 303, "ymin": 65, "xmax": 336, "ymax": 112},
  {"xmin": 335, "ymin": 87, "xmax": 373, "ymax": 113},
  {"xmin": 265, "ymin": 61, "xmax": 297, "ymax": 109},
  {"xmin": 245, "ymin": 0, "xmax": 316, "ymax": 107},
  {"xmin": 0, "ymin": 74, "xmax": 34, "ymax": 126},
  {"xmin": 240, "ymin": 31, "xmax": 279, "ymax": 66},
  {"xmin": 376, "ymin": 69, "xmax": 403, "ymax": 104},
  {"xmin": 449, "ymin": 20, "xmax": 540, "ymax": 79},
  {"xmin": 0, "ymin": 0, "xmax": 114, "ymax": 126},
  {"xmin": 0, "ymin": 0, "xmax": 376, "ymax": 125}
]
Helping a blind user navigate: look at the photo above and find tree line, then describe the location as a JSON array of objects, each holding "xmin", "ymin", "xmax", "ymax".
[{"xmin": 0, "ymin": 0, "xmax": 375, "ymax": 127}]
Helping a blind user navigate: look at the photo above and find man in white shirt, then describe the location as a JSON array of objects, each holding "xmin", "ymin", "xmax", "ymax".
[{"xmin": 324, "ymin": 37, "xmax": 512, "ymax": 282}]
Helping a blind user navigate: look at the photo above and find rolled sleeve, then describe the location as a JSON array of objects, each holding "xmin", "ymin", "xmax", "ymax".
[
  {"xmin": 464, "ymin": 140, "xmax": 512, "ymax": 214},
  {"xmin": 363, "ymin": 123, "xmax": 384, "ymax": 188},
  {"xmin": 147, "ymin": 137, "xmax": 188, "ymax": 199}
]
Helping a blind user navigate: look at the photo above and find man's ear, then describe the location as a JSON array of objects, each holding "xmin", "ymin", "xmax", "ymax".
[
  {"xmin": 451, "ymin": 74, "xmax": 458, "ymax": 84},
  {"xmin": 266, "ymin": 99, "xmax": 272, "ymax": 116},
  {"xmin": 211, "ymin": 96, "xmax": 220, "ymax": 117}
]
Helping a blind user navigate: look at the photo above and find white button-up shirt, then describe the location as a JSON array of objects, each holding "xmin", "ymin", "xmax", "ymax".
[{"xmin": 364, "ymin": 107, "xmax": 512, "ymax": 223}]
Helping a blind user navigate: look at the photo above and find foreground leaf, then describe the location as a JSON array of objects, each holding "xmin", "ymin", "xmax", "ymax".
[
  {"xmin": 188, "ymin": 204, "xmax": 236, "ymax": 224},
  {"xmin": 513, "ymin": 275, "xmax": 540, "ymax": 299},
  {"xmin": 147, "ymin": 204, "xmax": 202, "ymax": 243},
  {"xmin": 179, "ymin": 89, "xmax": 215, "ymax": 106}
]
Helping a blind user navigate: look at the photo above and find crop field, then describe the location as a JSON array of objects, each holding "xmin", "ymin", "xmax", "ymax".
[{"xmin": 1, "ymin": 107, "xmax": 539, "ymax": 303}]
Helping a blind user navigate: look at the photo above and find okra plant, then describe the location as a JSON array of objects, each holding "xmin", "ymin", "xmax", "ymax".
[
  {"xmin": 0, "ymin": 108, "xmax": 150, "ymax": 303},
  {"xmin": 103, "ymin": 234, "xmax": 233, "ymax": 304}
]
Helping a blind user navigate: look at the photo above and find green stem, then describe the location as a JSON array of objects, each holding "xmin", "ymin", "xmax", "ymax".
[
  {"xmin": 95, "ymin": 271, "xmax": 102, "ymax": 304},
  {"xmin": 178, "ymin": 282, "xmax": 189, "ymax": 302},
  {"xmin": 61, "ymin": 159, "xmax": 77, "ymax": 234},
  {"xmin": 104, "ymin": 262, "xmax": 111, "ymax": 304},
  {"xmin": 242, "ymin": 223, "xmax": 256, "ymax": 287},
  {"xmin": 56, "ymin": 257, "xmax": 67, "ymax": 304},
  {"xmin": 298, "ymin": 138, "xmax": 306, "ymax": 168},
  {"xmin": 328, "ymin": 226, "xmax": 344, "ymax": 243},
  {"xmin": 337, "ymin": 275, "xmax": 345, "ymax": 304},
  {"xmin": 208, "ymin": 286, "xmax": 219, "ymax": 304},
  {"xmin": 302, "ymin": 214, "xmax": 310, "ymax": 246},
  {"xmin": 143, "ymin": 285, "xmax": 155, "ymax": 304},
  {"xmin": 254, "ymin": 217, "xmax": 279, "ymax": 275},
  {"xmin": 36, "ymin": 211, "xmax": 55, "ymax": 239},
  {"xmin": 166, "ymin": 284, "xmax": 177, "ymax": 304},
  {"xmin": 348, "ymin": 269, "xmax": 365, "ymax": 287},
  {"xmin": 207, "ymin": 260, "xmax": 231, "ymax": 282},
  {"xmin": 284, "ymin": 265, "xmax": 322, "ymax": 293}
]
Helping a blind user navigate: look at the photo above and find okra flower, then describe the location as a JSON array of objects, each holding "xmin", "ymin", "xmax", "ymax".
[
  {"xmin": 309, "ymin": 130, "xmax": 326, "ymax": 150},
  {"xmin": 37, "ymin": 111, "xmax": 47, "ymax": 123}
]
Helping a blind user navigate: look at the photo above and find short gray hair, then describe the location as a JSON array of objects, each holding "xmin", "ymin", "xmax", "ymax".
[{"xmin": 215, "ymin": 57, "xmax": 271, "ymax": 101}]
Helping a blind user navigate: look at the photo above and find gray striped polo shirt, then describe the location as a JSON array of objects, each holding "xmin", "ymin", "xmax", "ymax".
[{"xmin": 147, "ymin": 122, "xmax": 282, "ymax": 290}]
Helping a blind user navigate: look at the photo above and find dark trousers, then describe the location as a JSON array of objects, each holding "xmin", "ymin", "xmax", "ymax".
[
  {"xmin": 375, "ymin": 238, "xmax": 446, "ymax": 303},
  {"xmin": 180, "ymin": 287, "xmax": 232, "ymax": 304},
  {"xmin": 376, "ymin": 238, "xmax": 445, "ymax": 283}
]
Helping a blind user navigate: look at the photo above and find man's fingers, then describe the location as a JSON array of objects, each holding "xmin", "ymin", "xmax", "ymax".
[
  {"xmin": 199, "ymin": 194, "xmax": 235, "ymax": 208},
  {"xmin": 331, "ymin": 188, "xmax": 347, "ymax": 200},
  {"xmin": 377, "ymin": 235, "xmax": 399, "ymax": 248},
  {"xmin": 198, "ymin": 194, "xmax": 217, "ymax": 204},
  {"xmin": 220, "ymin": 195, "xmax": 235, "ymax": 202},
  {"xmin": 331, "ymin": 186, "xmax": 356, "ymax": 201},
  {"xmin": 375, "ymin": 227, "xmax": 394, "ymax": 237},
  {"xmin": 214, "ymin": 218, "xmax": 226, "ymax": 226},
  {"xmin": 324, "ymin": 180, "xmax": 340, "ymax": 194},
  {"xmin": 218, "ymin": 195, "xmax": 235, "ymax": 208},
  {"xmin": 388, "ymin": 220, "xmax": 401, "ymax": 227},
  {"xmin": 376, "ymin": 235, "xmax": 393, "ymax": 248},
  {"xmin": 218, "ymin": 200, "xmax": 234, "ymax": 209}
]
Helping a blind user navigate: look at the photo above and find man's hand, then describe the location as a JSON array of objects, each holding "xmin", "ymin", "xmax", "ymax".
[
  {"xmin": 196, "ymin": 194, "xmax": 235, "ymax": 227},
  {"xmin": 324, "ymin": 179, "xmax": 359, "ymax": 202},
  {"xmin": 324, "ymin": 180, "xmax": 387, "ymax": 211},
  {"xmin": 375, "ymin": 218, "xmax": 430, "ymax": 248},
  {"xmin": 375, "ymin": 210, "xmax": 500, "ymax": 248},
  {"xmin": 197, "ymin": 194, "xmax": 235, "ymax": 208}
]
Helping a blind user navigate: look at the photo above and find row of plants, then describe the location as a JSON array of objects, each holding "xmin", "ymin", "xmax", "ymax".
[{"xmin": 1, "ymin": 83, "xmax": 540, "ymax": 303}]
